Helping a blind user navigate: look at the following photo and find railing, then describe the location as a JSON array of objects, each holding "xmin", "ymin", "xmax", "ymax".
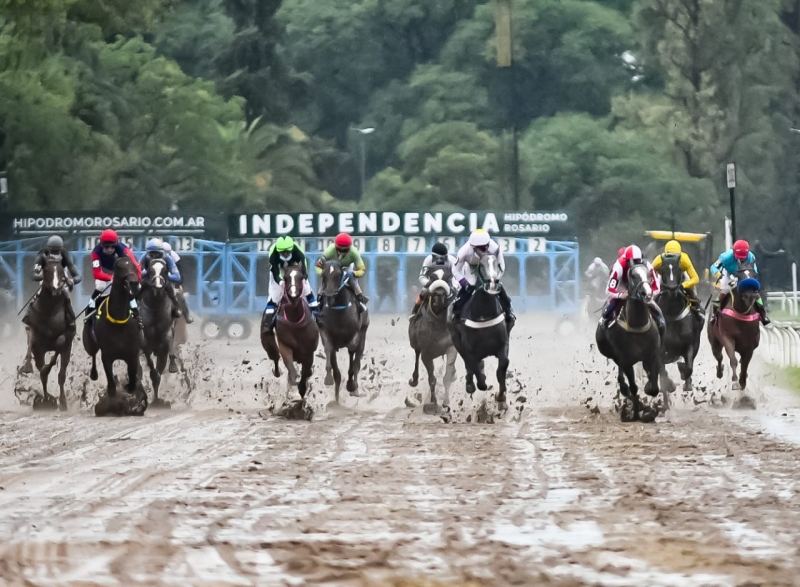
[
  {"xmin": 760, "ymin": 322, "xmax": 800, "ymax": 367},
  {"xmin": 766, "ymin": 291, "xmax": 800, "ymax": 317}
]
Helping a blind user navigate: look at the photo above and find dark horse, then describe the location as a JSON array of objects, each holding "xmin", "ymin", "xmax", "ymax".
[
  {"xmin": 139, "ymin": 257, "xmax": 175, "ymax": 408},
  {"xmin": 595, "ymin": 263, "xmax": 661, "ymax": 423},
  {"xmin": 409, "ymin": 265, "xmax": 457, "ymax": 414},
  {"xmin": 655, "ymin": 256, "xmax": 704, "ymax": 399},
  {"xmin": 83, "ymin": 257, "xmax": 147, "ymax": 416},
  {"xmin": 708, "ymin": 267, "xmax": 761, "ymax": 407},
  {"xmin": 317, "ymin": 260, "xmax": 370, "ymax": 403},
  {"xmin": 261, "ymin": 265, "xmax": 320, "ymax": 400},
  {"xmin": 23, "ymin": 259, "xmax": 75, "ymax": 410},
  {"xmin": 447, "ymin": 255, "xmax": 510, "ymax": 410}
]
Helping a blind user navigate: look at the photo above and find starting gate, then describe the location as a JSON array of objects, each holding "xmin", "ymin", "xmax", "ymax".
[{"xmin": 0, "ymin": 235, "xmax": 579, "ymax": 317}]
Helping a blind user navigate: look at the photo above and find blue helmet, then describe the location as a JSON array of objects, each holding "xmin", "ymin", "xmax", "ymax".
[{"xmin": 146, "ymin": 237, "xmax": 164, "ymax": 253}]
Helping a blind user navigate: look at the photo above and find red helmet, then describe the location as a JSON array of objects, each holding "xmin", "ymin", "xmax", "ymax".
[
  {"xmin": 624, "ymin": 245, "xmax": 643, "ymax": 264},
  {"xmin": 618, "ymin": 247, "xmax": 626, "ymax": 258},
  {"xmin": 733, "ymin": 239, "xmax": 750, "ymax": 259},
  {"xmin": 100, "ymin": 229, "xmax": 118, "ymax": 244},
  {"xmin": 334, "ymin": 233, "xmax": 353, "ymax": 248}
]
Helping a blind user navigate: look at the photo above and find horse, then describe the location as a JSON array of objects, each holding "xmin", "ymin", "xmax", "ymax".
[
  {"xmin": 708, "ymin": 267, "xmax": 761, "ymax": 406},
  {"xmin": 317, "ymin": 260, "xmax": 370, "ymax": 403},
  {"xmin": 655, "ymin": 255, "xmax": 704, "ymax": 398},
  {"xmin": 22, "ymin": 259, "xmax": 75, "ymax": 410},
  {"xmin": 82, "ymin": 257, "xmax": 147, "ymax": 416},
  {"xmin": 447, "ymin": 255, "xmax": 510, "ymax": 410},
  {"xmin": 139, "ymin": 257, "xmax": 175, "ymax": 407},
  {"xmin": 595, "ymin": 263, "xmax": 662, "ymax": 423},
  {"xmin": 409, "ymin": 264, "xmax": 457, "ymax": 414},
  {"xmin": 261, "ymin": 265, "xmax": 319, "ymax": 400}
]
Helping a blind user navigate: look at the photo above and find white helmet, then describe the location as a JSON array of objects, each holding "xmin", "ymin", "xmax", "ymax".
[
  {"xmin": 468, "ymin": 229, "xmax": 491, "ymax": 248},
  {"xmin": 624, "ymin": 245, "xmax": 643, "ymax": 264},
  {"xmin": 162, "ymin": 242, "xmax": 172, "ymax": 253},
  {"xmin": 593, "ymin": 257, "xmax": 603, "ymax": 264},
  {"xmin": 146, "ymin": 237, "xmax": 164, "ymax": 252}
]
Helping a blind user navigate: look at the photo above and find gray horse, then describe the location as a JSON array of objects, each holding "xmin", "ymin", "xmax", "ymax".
[{"xmin": 409, "ymin": 264, "xmax": 457, "ymax": 414}]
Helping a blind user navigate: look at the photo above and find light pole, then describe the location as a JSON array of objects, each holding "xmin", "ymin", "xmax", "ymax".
[
  {"xmin": 0, "ymin": 171, "xmax": 8, "ymax": 211},
  {"xmin": 354, "ymin": 127, "xmax": 375, "ymax": 202}
]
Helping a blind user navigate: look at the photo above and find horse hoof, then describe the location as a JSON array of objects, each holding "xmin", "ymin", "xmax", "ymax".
[
  {"xmin": 640, "ymin": 407, "xmax": 658, "ymax": 423},
  {"xmin": 346, "ymin": 380, "xmax": 358, "ymax": 393},
  {"xmin": 168, "ymin": 361, "xmax": 179, "ymax": 374},
  {"xmin": 151, "ymin": 398, "xmax": 172, "ymax": 410},
  {"xmin": 32, "ymin": 394, "xmax": 58, "ymax": 411},
  {"xmin": 58, "ymin": 400, "xmax": 68, "ymax": 412},
  {"xmin": 644, "ymin": 383, "xmax": 659, "ymax": 398},
  {"xmin": 324, "ymin": 374, "xmax": 334, "ymax": 386},
  {"xmin": 716, "ymin": 366, "xmax": 723, "ymax": 379},
  {"xmin": 466, "ymin": 384, "xmax": 476, "ymax": 395},
  {"xmin": 477, "ymin": 380, "xmax": 488, "ymax": 392},
  {"xmin": 423, "ymin": 402, "xmax": 441, "ymax": 415},
  {"xmin": 683, "ymin": 381, "xmax": 693, "ymax": 392},
  {"xmin": 408, "ymin": 378, "xmax": 418, "ymax": 388},
  {"xmin": 497, "ymin": 401, "xmax": 508, "ymax": 412},
  {"xmin": 90, "ymin": 371, "xmax": 98, "ymax": 382},
  {"xmin": 732, "ymin": 381, "xmax": 741, "ymax": 391},
  {"xmin": 20, "ymin": 364, "xmax": 33, "ymax": 375},
  {"xmin": 732, "ymin": 395, "xmax": 757, "ymax": 410}
]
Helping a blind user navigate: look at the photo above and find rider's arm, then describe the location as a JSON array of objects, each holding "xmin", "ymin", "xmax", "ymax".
[
  {"xmin": 292, "ymin": 248, "xmax": 309, "ymax": 279},
  {"xmin": 651, "ymin": 255, "xmax": 663, "ymax": 271},
  {"xmin": 315, "ymin": 245, "xmax": 335, "ymax": 275},
  {"xmin": 648, "ymin": 263, "xmax": 660, "ymax": 295},
  {"xmin": 121, "ymin": 246, "xmax": 142, "ymax": 279},
  {"xmin": 31, "ymin": 252, "xmax": 45, "ymax": 281},
  {"xmin": 91, "ymin": 248, "xmax": 111, "ymax": 281},
  {"xmin": 165, "ymin": 254, "xmax": 181, "ymax": 282},
  {"xmin": 680, "ymin": 254, "xmax": 700, "ymax": 289},
  {"xmin": 62, "ymin": 250, "xmax": 81, "ymax": 281},
  {"xmin": 268, "ymin": 248, "xmax": 282, "ymax": 282},
  {"xmin": 139, "ymin": 254, "xmax": 150, "ymax": 275},
  {"xmin": 606, "ymin": 264, "xmax": 623, "ymax": 298},
  {"xmin": 350, "ymin": 249, "xmax": 366, "ymax": 278},
  {"xmin": 452, "ymin": 246, "xmax": 468, "ymax": 283},
  {"xmin": 419, "ymin": 255, "xmax": 433, "ymax": 287}
]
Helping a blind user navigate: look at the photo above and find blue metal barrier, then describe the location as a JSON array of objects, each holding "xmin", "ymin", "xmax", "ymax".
[{"xmin": 0, "ymin": 236, "xmax": 580, "ymax": 316}]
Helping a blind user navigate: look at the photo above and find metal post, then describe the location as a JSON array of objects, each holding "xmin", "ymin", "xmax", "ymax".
[
  {"xmin": 793, "ymin": 262, "xmax": 798, "ymax": 317},
  {"xmin": 726, "ymin": 163, "xmax": 736, "ymax": 241},
  {"xmin": 0, "ymin": 170, "xmax": 8, "ymax": 211},
  {"xmin": 360, "ymin": 135, "xmax": 366, "ymax": 203}
]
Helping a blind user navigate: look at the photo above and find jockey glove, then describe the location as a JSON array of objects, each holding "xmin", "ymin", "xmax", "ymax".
[{"xmin": 459, "ymin": 278, "xmax": 469, "ymax": 289}]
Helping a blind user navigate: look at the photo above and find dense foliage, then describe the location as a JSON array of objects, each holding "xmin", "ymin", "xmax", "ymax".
[{"xmin": 1, "ymin": 0, "xmax": 798, "ymax": 258}]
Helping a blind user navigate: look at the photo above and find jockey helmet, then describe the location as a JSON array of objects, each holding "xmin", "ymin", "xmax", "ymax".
[
  {"xmin": 664, "ymin": 240, "xmax": 681, "ymax": 255},
  {"xmin": 624, "ymin": 245, "xmax": 643, "ymax": 265},
  {"xmin": 618, "ymin": 247, "xmax": 626, "ymax": 258},
  {"xmin": 733, "ymin": 239, "xmax": 750, "ymax": 259},
  {"xmin": 334, "ymin": 233, "xmax": 352, "ymax": 254},
  {"xmin": 592, "ymin": 256, "xmax": 603, "ymax": 265},
  {"xmin": 46, "ymin": 235, "xmax": 64, "ymax": 250},
  {"xmin": 432, "ymin": 242, "xmax": 448, "ymax": 264},
  {"xmin": 100, "ymin": 229, "xmax": 118, "ymax": 244},
  {"xmin": 276, "ymin": 236, "xmax": 295, "ymax": 252},
  {"xmin": 162, "ymin": 242, "xmax": 172, "ymax": 253},
  {"xmin": 146, "ymin": 237, "xmax": 164, "ymax": 252},
  {"xmin": 468, "ymin": 229, "xmax": 491, "ymax": 249}
]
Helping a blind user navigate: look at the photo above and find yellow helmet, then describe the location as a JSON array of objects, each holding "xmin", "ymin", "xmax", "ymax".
[{"xmin": 664, "ymin": 240, "xmax": 681, "ymax": 255}]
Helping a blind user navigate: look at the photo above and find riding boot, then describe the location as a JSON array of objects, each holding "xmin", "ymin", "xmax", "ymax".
[
  {"xmin": 306, "ymin": 292, "xmax": 319, "ymax": 310},
  {"xmin": 756, "ymin": 300, "xmax": 771, "ymax": 326},
  {"xmin": 450, "ymin": 288, "xmax": 470, "ymax": 323},
  {"xmin": 498, "ymin": 287, "xmax": 516, "ymax": 332},
  {"xmin": 709, "ymin": 293, "xmax": 727, "ymax": 325},
  {"xmin": 600, "ymin": 299, "xmax": 617, "ymax": 328},
  {"xmin": 166, "ymin": 287, "xmax": 183, "ymax": 320},
  {"xmin": 262, "ymin": 302, "xmax": 278, "ymax": 335},
  {"xmin": 356, "ymin": 293, "xmax": 368, "ymax": 313},
  {"xmin": 130, "ymin": 300, "xmax": 143, "ymax": 330},
  {"xmin": 84, "ymin": 290, "xmax": 101, "ymax": 326},
  {"xmin": 64, "ymin": 297, "xmax": 76, "ymax": 335},
  {"xmin": 408, "ymin": 293, "xmax": 424, "ymax": 321}
]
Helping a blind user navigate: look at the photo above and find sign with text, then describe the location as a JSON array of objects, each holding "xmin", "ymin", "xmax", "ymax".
[
  {"xmin": 230, "ymin": 210, "xmax": 571, "ymax": 239},
  {"xmin": 1, "ymin": 212, "xmax": 213, "ymax": 239}
]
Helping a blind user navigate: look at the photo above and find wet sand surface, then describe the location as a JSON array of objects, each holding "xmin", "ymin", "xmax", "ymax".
[{"xmin": 1, "ymin": 314, "xmax": 799, "ymax": 586}]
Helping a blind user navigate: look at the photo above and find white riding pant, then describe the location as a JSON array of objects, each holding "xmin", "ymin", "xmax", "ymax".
[
  {"xmin": 94, "ymin": 279, "xmax": 112, "ymax": 297},
  {"xmin": 719, "ymin": 273, "xmax": 733, "ymax": 294},
  {"xmin": 268, "ymin": 274, "xmax": 312, "ymax": 304}
]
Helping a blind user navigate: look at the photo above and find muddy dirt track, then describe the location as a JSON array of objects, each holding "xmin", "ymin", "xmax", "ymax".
[{"xmin": 1, "ymin": 315, "xmax": 800, "ymax": 586}]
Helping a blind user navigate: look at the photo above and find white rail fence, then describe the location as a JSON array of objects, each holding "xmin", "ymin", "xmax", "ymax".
[{"xmin": 761, "ymin": 322, "xmax": 800, "ymax": 368}]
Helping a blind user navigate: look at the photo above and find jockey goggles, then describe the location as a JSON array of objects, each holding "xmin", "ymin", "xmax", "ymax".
[
  {"xmin": 335, "ymin": 245, "xmax": 350, "ymax": 255},
  {"xmin": 474, "ymin": 244, "xmax": 489, "ymax": 253}
]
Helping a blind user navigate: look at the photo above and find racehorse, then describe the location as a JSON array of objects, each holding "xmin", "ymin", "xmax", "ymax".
[
  {"xmin": 708, "ymin": 266, "xmax": 761, "ymax": 403},
  {"xmin": 447, "ymin": 255, "xmax": 510, "ymax": 410},
  {"xmin": 409, "ymin": 264, "xmax": 457, "ymax": 414},
  {"xmin": 261, "ymin": 265, "xmax": 319, "ymax": 399},
  {"xmin": 655, "ymin": 255, "xmax": 704, "ymax": 398},
  {"xmin": 139, "ymin": 258, "xmax": 175, "ymax": 407},
  {"xmin": 23, "ymin": 259, "xmax": 75, "ymax": 410},
  {"xmin": 83, "ymin": 257, "xmax": 147, "ymax": 415},
  {"xmin": 317, "ymin": 260, "xmax": 370, "ymax": 403},
  {"xmin": 595, "ymin": 263, "xmax": 662, "ymax": 422}
]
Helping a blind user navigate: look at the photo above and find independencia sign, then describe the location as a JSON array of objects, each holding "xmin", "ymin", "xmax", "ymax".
[
  {"xmin": 230, "ymin": 211, "xmax": 571, "ymax": 238},
  {"xmin": 2, "ymin": 212, "xmax": 212, "ymax": 238}
]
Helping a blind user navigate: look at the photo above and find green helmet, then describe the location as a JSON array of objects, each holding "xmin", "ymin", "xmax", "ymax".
[
  {"xmin": 275, "ymin": 236, "xmax": 295, "ymax": 252},
  {"xmin": 47, "ymin": 235, "xmax": 64, "ymax": 250}
]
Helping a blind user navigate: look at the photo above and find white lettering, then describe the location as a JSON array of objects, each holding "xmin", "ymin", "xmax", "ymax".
[
  {"xmin": 298, "ymin": 214, "xmax": 313, "ymax": 234},
  {"xmin": 319, "ymin": 213, "xmax": 335, "ymax": 233},
  {"xmin": 446, "ymin": 213, "xmax": 466, "ymax": 233},
  {"xmin": 423, "ymin": 212, "xmax": 442, "ymax": 234},
  {"xmin": 382, "ymin": 212, "xmax": 401, "ymax": 233},
  {"xmin": 403, "ymin": 212, "xmax": 419, "ymax": 233},
  {"xmin": 276, "ymin": 214, "xmax": 294, "ymax": 233},
  {"xmin": 482, "ymin": 213, "xmax": 500, "ymax": 234},
  {"xmin": 339, "ymin": 212, "xmax": 354, "ymax": 233},
  {"xmin": 358, "ymin": 212, "xmax": 377, "ymax": 234},
  {"xmin": 252, "ymin": 215, "xmax": 270, "ymax": 236},
  {"xmin": 468, "ymin": 213, "xmax": 478, "ymax": 232}
]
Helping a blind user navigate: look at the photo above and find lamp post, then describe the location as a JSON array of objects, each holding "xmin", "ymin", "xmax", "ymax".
[
  {"xmin": 354, "ymin": 127, "xmax": 375, "ymax": 202},
  {"xmin": 726, "ymin": 163, "xmax": 736, "ymax": 242}
]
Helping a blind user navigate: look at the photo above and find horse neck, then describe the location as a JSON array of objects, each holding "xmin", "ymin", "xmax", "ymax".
[
  {"xmin": 469, "ymin": 288, "xmax": 500, "ymax": 315},
  {"xmin": 109, "ymin": 282, "xmax": 131, "ymax": 312},
  {"xmin": 282, "ymin": 296, "xmax": 307, "ymax": 322},
  {"xmin": 659, "ymin": 289, "xmax": 686, "ymax": 317},
  {"xmin": 142, "ymin": 286, "xmax": 171, "ymax": 315},
  {"xmin": 732, "ymin": 289, "xmax": 755, "ymax": 314},
  {"xmin": 624, "ymin": 296, "xmax": 650, "ymax": 327},
  {"xmin": 424, "ymin": 297, "xmax": 449, "ymax": 321}
]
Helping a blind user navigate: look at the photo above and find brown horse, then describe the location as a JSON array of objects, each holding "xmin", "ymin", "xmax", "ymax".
[
  {"xmin": 708, "ymin": 271, "xmax": 761, "ymax": 404},
  {"xmin": 23, "ymin": 259, "xmax": 75, "ymax": 410},
  {"xmin": 261, "ymin": 266, "xmax": 319, "ymax": 399}
]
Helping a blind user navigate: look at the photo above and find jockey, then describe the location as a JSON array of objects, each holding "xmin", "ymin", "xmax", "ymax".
[
  {"xmin": 709, "ymin": 239, "xmax": 769, "ymax": 325},
  {"xmin": 652, "ymin": 239, "xmax": 704, "ymax": 318},
  {"xmin": 314, "ymin": 233, "xmax": 368, "ymax": 313},
  {"xmin": 600, "ymin": 245, "xmax": 665, "ymax": 334},
  {"xmin": 139, "ymin": 237, "xmax": 183, "ymax": 320},
  {"xmin": 24, "ymin": 235, "xmax": 82, "ymax": 332},
  {"xmin": 162, "ymin": 241, "xmax": 194, "ymax": 323},
  {"xmin": 451, "ymin": 229, "xmax": 515, "ymax": 328},
  {"xmin": 263, "ymin": 236, "xmax": 317, "ymax": 334},
  {"xmin": 585, "ymin": 256, "xmax": 609, "ymax": 282},
  {"xmin": 409, "ymin": 242, "xmax": 459, "ymax": 320},
  {"xmin": 85, "ymin": 229, "xmax": 142, "ymax": 327}
]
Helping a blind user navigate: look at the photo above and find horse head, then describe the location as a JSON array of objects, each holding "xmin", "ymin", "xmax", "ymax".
[
  {"xmin": 41, "ymin": 258, "xmax": 67, "ymax": 295},
  {"xmin": 144, "ymin": 258, "xmax": 168, "ymax": 294},
  {"xmin": 320, "ymin": 259, "xmax": 345, "ymax": 298},
  {"xmin": 656, "ymin": 255, "xmax": 684, "ymax": 299},
  {"xmin": 283, "ymin": 265, "xmax": 305, "ymax": 303},
  {"xmin": 732, "ymin": 263, "xmax": 760, "ymax": 310},
  {"xmin": 476, "ymin": 255, "xmax": 501, "ymax": 295},
  {"xmin": 627, "ymin": 263, "xmax": 652, "ymax": 302},
  {"xmin": 113, "ymin": 257, "xmax": 140, "ymax": 299},
  {"xmin": 425, "ymin": 264, "xmax": 453, "ymax": 314}
]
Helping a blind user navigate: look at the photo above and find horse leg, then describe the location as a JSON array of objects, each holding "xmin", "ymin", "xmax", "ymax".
[
  {"xmin": 495, "ymin": 349, "xmax": 509, "ymax": 411},
  {"xmin": 322, "ymin": 332, "xmax": 335, "ymax": 387},
  {"xmin": 421, "ymin": 352, "xmax": 438, "ymax": 413},
  {"xmin": 21, "ymin": 328, "xmax": 33, "ymax": 374},
  {"xmin": 101, "ymin": 353, "xmax": 116, "ymax": 397},
  {"xmin": 722, "ymin": 338, "xmax": 740, "ymax": 390},
  {"xmin": 462, "ymin": 352, "xmax": 477, "ymax": 395},
  {"xmin": 346, "ymin": 331, "xmax": 367, "ymax": 396},
  {"xmin": 143, "ymin": 351, "xmax": 161, "ymax": 403},
  {"xmin": 126, "ymin": 354, "xmax": 139, "ymax": 395},
  {"xmin": 617, "ymin": 364, "xmax": 630, "ymax": 398},
  {"xmin": 442, "ymin": 346, "xmax": 457, "ymax": 407},
  {"xmin": 682, "ymin": 344, "xmax": 696, "ymax": 392},
  {"xmin": 58, "ymin": 346, "xmax": 71, "ymax": 411},
  {"xmin": 279, "ymin": 345, "xmax": 299, "ymax": 391},
  {"xmin": 738, "ymin": 348, "xmax": 754, "ymax": 392},
  {"xmin": 154, "ymin": 350, "xmax": 170, "ymax": 407},
  {"xmin": 709, "ymin": 332, "xmax": 724, "ymax": 379},
  {"xmin": 622, "ymin": 363, "xmax": 641, "ymax": 422},
  {"xmin": 298, "ymin": 357, "xmax": 313, "ymax": 399},
  {"xmin": 409, "ymin": 349, "xmax": 420, "ymax": 387},
  {"xmin": 658, "ymin": 363, "xmax": 675, "ymax": 394},
  {"xmin": 642, "ymin": 356, "xmax": 661, "ymax": 422},
  {"xmin": 90, "ymin": 354, "xmax": 98, "ymax": 381},
  {"xmin": 476, "ymin": 359, "xmax": 488, "ymax": 391}
]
